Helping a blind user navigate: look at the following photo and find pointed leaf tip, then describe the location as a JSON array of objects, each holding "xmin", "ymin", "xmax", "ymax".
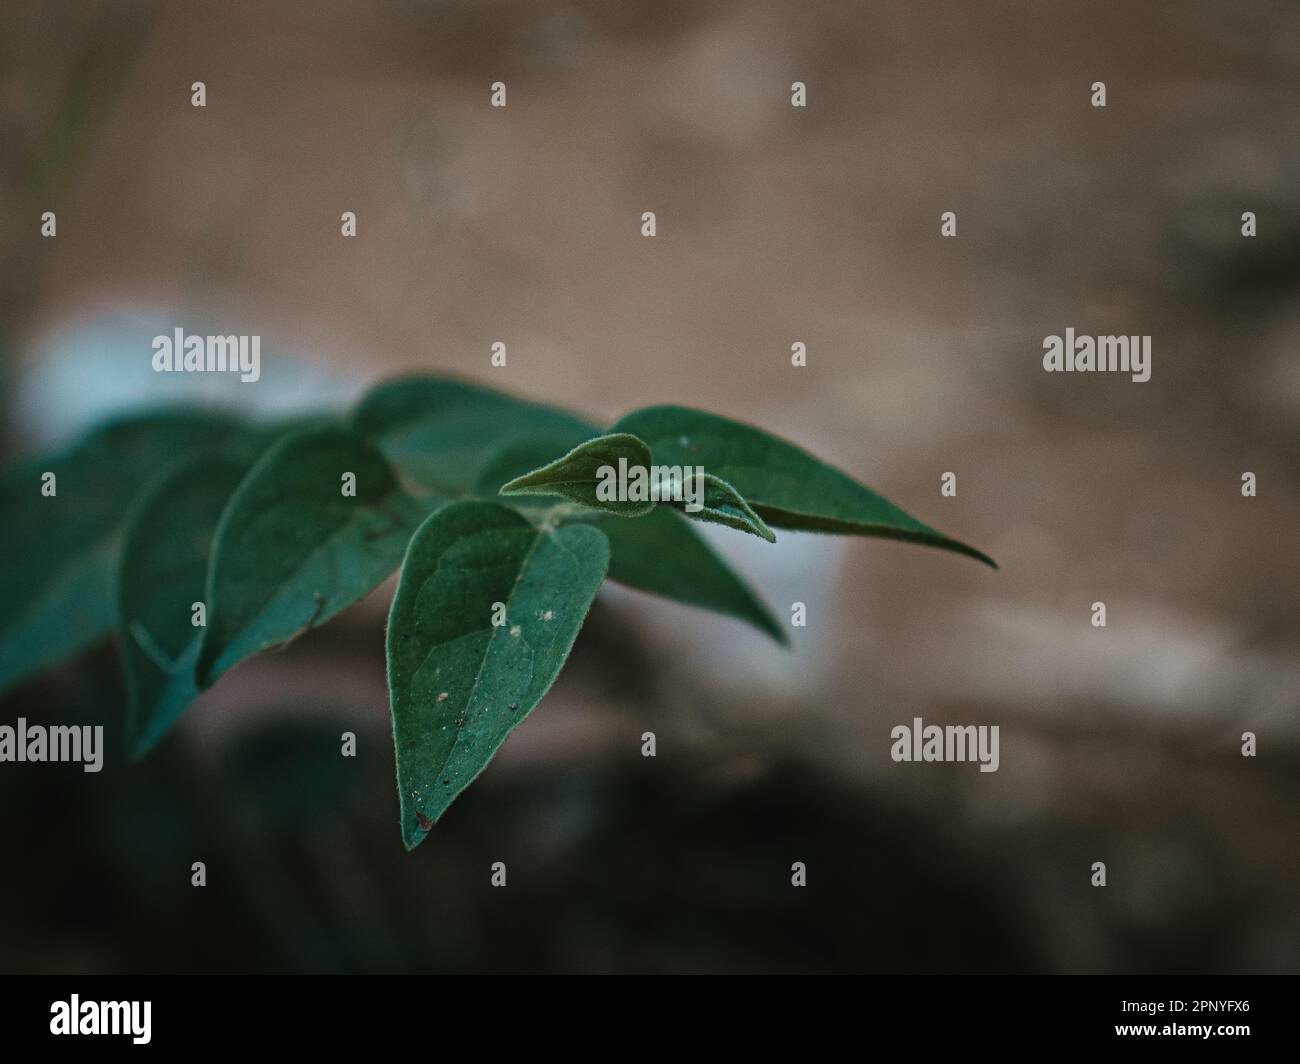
[
  {"xmin": 612, "ymin": 405, "xmax": 994, "ymax": 567},
  {"xmin": 499, "ymin": 433, "xmax": 655, "ymax": 517},
  {"xmin": 675, "ymin": 472, "xmax": 777, "ymax": 542},
  {"xmin": 387, "ymin": 501, "xmax": 609, "ymax": 848},
  {"xmin": 579, "ymin": 508, "xmax": 787, "ymax": 645}
]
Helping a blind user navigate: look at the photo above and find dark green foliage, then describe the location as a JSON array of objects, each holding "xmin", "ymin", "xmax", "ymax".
[
  {"xmin": 0, "ymin": 376, "xmax": 994, "ymax": 845},
  {"xmin": 613, "ymin": 405, "xmax": 997, "ymax": 567},
  {"xmin": 388, "ymin": 502, "xmax": 608, "ymax": 848},
  {"xmin": 196, "ymin": 424, "xmax": 432, "ymax": 687},
  {"xmin": 0, "ymin": 412, "xmax": 241, "ymax": 695},
  {"xmin": 118, "ymin": 455, "xmax": 247, "ymax": 759}
]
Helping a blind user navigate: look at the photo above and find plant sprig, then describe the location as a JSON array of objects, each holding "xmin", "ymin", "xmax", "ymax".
[{"xmin": 0, "ymin": 375, "xmax": 995, "ymax": 848}]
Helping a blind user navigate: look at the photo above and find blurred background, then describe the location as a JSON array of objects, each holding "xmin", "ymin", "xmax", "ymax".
[{"xmin": 1, "ymin": 0, "xmax": 1298, "ymax": 973}]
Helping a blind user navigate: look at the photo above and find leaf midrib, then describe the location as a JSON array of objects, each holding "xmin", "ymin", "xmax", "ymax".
[
  {"xmin": 415, "ymin": 523, "xmax": 559, "ymax": 797},
  {"xmin": 204, "ymin": 483, "xmax": 412, "ymax": 677}
]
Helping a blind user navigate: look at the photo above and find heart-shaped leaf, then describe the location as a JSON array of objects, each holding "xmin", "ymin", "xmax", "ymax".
[
  {"xmin": 499, "ymin": 432, "xmax": 655, "ymax": 516},
  {"xmin": 612, "ymin": 405, "xmax": 996, "ymax": 567},
  {"xmin": 0, "ymin": 410, "xmax": 242, "ymax": 694},
  {"xmin": 580, "ymin": 507, "xmax": 785, "ymax": 644},
  {"xmin": 198, "ymin": 424, "xmax": 433, "ymax": 686},
  {"xmin": 387, "ymin": 501, "xmax": 608, "ymax": 848}
]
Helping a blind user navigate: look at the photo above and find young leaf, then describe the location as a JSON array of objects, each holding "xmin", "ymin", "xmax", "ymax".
[
  {"xmin": 352, "ymin": 375, "xmax": 597, "ymax": 494},
  {"xmin": 197, "ymin": 424, "xmax": 432, "ymax": 687},
  {"xmin": 674, "ymin": 472, "xmax": 776, "ymax": 542},
  {"xmin": 0, "ymin": 410, "xmax": 241, "ymax": 694},
  {"xmin": 499, "ymin": 432, "xmax": 654, "ymax": 516},
  {"xmin": 472, "ymin": 430, "xmax": 610, "ymax": 499},
  {"xmin": 387, "ymin": 501, "xmax": 609, "ymax": 849},
  {"xmin": 116, "ymin": 456, "xmax": 250, "ymax": 758},
  {"xmin": 579, "ymin": 507, "xmax": 786, "ymax": 644},
  {"xmin": 612, "ymin": 405, "xmax": 996, "ymax": 567}
]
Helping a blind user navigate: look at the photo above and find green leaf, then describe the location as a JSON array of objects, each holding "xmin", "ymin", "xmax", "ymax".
[
  {"xmin": 0, "ymin": 410, "xmax": 242, "ymax": 694},
  {"xmin": 612, "ymin": 405, "xmax": 996, "ymax": 567},
  {"xmin": 675, "ymin": 471, "xmax": 776, "ymax": 542},
  {"xmin": 197, "ymin": 424, "xmax": 432, "ymax": 687},
  {"xmin": 499, "ymin": 432, "xmax": 655, "ymax": 516},
  {"xmin": 116, "ymin": 456, "xmax": 250, "ymax": 758},
  {"xmin": 387, "ymin": 501, "xmax": 609, "ymax": 848},
  {"xmin": 496, "ymin": 433, "xmax": 777, "ymax": 539},
  {"xmin": 118, "ymin": 415, "xmax": 348, "ymax": 755},
  {"xmin": 352, "ymin": 375, "xmax": 597, "ymax": 494},
  {"xmin": 472, "ymin": 430, "xmax": 609, "ymax": 499},
  {"xmin": 581, "ymin": 507, "xmax": 785, "ymax": 644}
]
